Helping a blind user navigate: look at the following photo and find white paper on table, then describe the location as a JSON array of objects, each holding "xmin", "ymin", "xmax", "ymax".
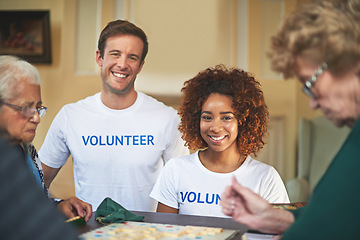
[{"xmin": 245, "ymin": 232, "xmax": 277, "ymax": 240}]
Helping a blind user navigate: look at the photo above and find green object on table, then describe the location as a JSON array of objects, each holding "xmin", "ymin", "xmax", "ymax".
[{"xmin": 95, "ymin": 197, "xmax": 144, "ymax": 224}]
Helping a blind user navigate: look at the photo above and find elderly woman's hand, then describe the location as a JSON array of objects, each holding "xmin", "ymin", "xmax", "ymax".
[
  {"xmin": 221, "ymin": 176, "xmax": 294, "ymax": 235},
  {"xmin": 221, "ymin": 176, "xmax": 272, "ymax": 228},
  {"xmin": 57, "ymin": 196, "xmax": 92, "ymax": 222}
]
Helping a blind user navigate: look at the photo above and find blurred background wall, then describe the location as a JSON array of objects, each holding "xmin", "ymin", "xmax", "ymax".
[{"xmin": 0, "ymin": 0, "xmax": 322, "ymax": 199}]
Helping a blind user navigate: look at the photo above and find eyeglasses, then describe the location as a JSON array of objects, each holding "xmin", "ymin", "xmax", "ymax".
[
  {"xmin": 302, "ymin": 63, "xmax": 328, "ymax": 99},
  {"xmin": 2, "ymin": 102, "xmax": 47, "ymax": 118}
]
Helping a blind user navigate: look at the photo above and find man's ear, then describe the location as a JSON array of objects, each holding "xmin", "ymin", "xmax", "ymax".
[
  {"xmin": 95, "ymin": 50, "xmax": 103, "ymax": 67},
  {"xmin": 137, "ymin": 60, "xmax": 145, "ymax": 74}
]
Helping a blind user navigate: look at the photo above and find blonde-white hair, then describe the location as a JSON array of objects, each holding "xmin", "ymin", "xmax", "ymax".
[{"xmin": 0, "ymin": 55, "xmax": 41, "ymax": 102}]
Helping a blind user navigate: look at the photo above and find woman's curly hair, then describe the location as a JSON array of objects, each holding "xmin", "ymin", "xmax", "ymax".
[{"xmin": 178, "ymin": 64, "xmax": 269, "ymax": 157}]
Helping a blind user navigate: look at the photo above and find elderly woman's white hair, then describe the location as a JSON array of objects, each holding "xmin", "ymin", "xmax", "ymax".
[{"xmin": 0, "ymin": 55, "xmax": 42, "ymax": 102}]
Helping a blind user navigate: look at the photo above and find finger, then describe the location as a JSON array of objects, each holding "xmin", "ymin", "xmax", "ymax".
[
  {"xmin": 220, "ymin": 186, "xmax": 232, "ymax": 204},
  {"xmin": 232, "ymin": 175, "xmax": 238, "ymax": 183},
  {"xmin": 72, "ymin": 200, "xmax": 86, "ymax": 217},
  {"xmin": 222, "ymin": 199, "xmax": 236, "ymax": 216},
  {"xmin": 69, "ymin": 197, "xmax": 93, "ymax": 221},
  {"xmin": 83, "ymin": 203, "xmax": 93, "ymax": 222},
  {"xmin": 220, "ymin": 197, "xmax": 234, "ymax": 209},
  {"xmin": 220, "ymin": 187, "xmax": 238, "ymax": 210},
  {"xmin": 58, "ymin": 201, "xmax": 76, "ymax": 219},
  {"xmin": 222, "ymin": 206, "xmax": 233, "ymax": 216}
]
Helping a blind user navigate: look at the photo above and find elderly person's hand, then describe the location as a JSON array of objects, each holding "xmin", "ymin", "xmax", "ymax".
[
  {"xmin": 221, "ymin": 176, "xmax": 294, "ymax": 235},
  {"xmin": 57, "ymin": 196, "xmax": 92, "ymax": 222}
]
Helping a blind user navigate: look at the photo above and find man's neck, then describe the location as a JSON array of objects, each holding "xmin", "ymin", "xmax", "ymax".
[{"xmin": 100, "ymin": 90, "xmax": 138, "ymax": 110}]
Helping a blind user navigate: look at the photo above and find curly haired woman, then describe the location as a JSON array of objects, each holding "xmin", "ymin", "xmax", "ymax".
[{"xmin": 150, "ymin": 65, "xmax": 289, "ymax": 217}]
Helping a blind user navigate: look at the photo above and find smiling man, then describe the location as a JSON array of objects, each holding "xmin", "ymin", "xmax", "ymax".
[{"xmin": 39, "ymin": 20, "xmax": 189, "ymax": 211}]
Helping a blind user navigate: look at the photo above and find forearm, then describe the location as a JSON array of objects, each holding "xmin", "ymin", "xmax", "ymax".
[
  {"xmin": 41, "ymin": 163, "xmax": 60, "ymax": 188},
  {"xmin": 156, "ymin": 202, "xmax": 179, "ymax": 214}
]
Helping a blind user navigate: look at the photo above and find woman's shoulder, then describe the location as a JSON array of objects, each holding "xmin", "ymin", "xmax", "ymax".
[
  {"xmin": 236, "ymin": 156, "xmax": 280, "ymax": 182},
  {"xmin": 243, "ymin": 156, "xmax": 276, "ymax": 172}
]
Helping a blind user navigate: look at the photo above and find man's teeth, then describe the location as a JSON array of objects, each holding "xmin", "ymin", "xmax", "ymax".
[
  {"xmin": 210, "ymin": 136, "xmax": 225, "ymax": 141},
  {"xmin": 113, "ymin": 72, "xmax": 127, "ymax": 78}
]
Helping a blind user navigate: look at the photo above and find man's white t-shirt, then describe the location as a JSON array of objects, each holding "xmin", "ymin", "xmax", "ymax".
[
  {"xmin": 39, "ymin": 92, "xmax": 189, "ymax": 210},
  {"xmin": 150, "ymin": 151, "xmax": 289, "ymax": 217}
]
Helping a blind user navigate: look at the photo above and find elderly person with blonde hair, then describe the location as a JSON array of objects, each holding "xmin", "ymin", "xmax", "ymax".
[
  {"xmin": 0, "ymin": 55, "xmax": 92, "ymax": 221},
  {"xmin": 221, "ymin": 0, "xmax": 360, "ymax": 239}
]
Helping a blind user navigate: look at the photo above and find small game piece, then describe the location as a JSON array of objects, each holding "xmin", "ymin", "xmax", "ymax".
[{"xmin": 65, "ymin": 215, "xmax": 86, "ymax": 227}]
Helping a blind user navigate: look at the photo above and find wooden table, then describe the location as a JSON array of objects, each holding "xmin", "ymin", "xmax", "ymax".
[{"xmin": 76, "ymin": 211, "xmax": 248, "ymax": 239}]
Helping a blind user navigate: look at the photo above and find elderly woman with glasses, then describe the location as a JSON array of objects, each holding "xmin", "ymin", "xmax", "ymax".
[
  {"xmin": 0, "ymin": 55, "xmax": 92, "ymax": 222},
  {"xmin": 220, "ymin": 0, "xmax": 360, "ymax": 239}
]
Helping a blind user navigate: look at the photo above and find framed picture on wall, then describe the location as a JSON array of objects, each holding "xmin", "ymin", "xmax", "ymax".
[{"xmin": 0, "ymin": 10, "xmax": 52, "ymax": 64}]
